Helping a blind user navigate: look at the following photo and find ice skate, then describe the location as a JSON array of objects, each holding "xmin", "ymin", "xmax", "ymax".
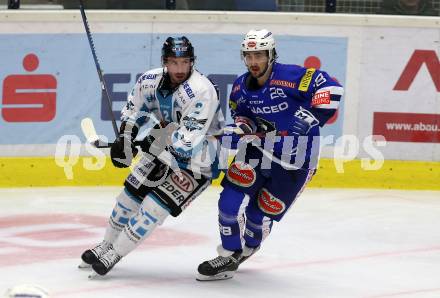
[
  {"xmin": 196, "ymin": 251, "xmax": 242, "ymax": 281},
  {"xmin": 90, "ymin": 245, "xmax": 122, "ymax": 277},
  {"xmin": 196, "ymin": 245, "xmax": 260, "ymax": 281},
  {"xmin": 79, "ymin": 240, "xmax": 111, "ymax": 269}
]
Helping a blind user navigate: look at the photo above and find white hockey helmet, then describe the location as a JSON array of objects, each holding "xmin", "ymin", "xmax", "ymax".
[{"xmin": 241, "ymin": 29, "xmax": 277, "ymax": 64}]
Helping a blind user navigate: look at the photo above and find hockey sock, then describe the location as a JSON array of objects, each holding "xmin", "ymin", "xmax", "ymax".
[
  {"xmin": 243, "ymin": 217, "xmax": 273, "ymax": 248},
  {"xmin": 103, "ymin": 188, "xmax": 141, "ymax": 244},
  {"xmin": 217, "ymin": 186, "xmax": 250, "ymax": 252},
  {"xmin": 219, "ymin": 211, "xmax": 244, "ymax": 252},
  {"xmin": 112, "ymin": 193, "xmax": 169, "ymax": 256}
]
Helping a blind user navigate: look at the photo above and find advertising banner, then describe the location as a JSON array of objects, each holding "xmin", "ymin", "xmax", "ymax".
[
  {"xmin": 0, "ymin": 32, "xmax": 346, "ymax": 151},
  {"xmin": 373, "ymin": 112, "xmax": 440, "ymax": 143},
  {"xmin": 358, "ymin": 27, "xmax": 440, "ymax": 160}
]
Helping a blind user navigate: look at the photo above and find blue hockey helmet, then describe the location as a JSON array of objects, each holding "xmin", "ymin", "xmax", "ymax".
[{"xmin": 161, "ymin": 36, "xmax": 195, "ymax": 64}]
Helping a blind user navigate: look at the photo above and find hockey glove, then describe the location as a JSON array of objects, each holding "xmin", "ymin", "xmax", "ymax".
[
  {"xmin": 290, "ymin": 107, "xmax": 319, "ymax": 136},
  {"xmin": 221, "ymin": 120, "xmax": 257, "ymax": 150},
  {"xmin": 223, "ymin": 116, "xmax": 255, "ymax": 136},
  {"xmin": 110, "ymin": 121, "xmax": 139, "ymax": 168},
  {"xmin": 139, "ymin": 121, "xmax": 173, "ymax": 156}
]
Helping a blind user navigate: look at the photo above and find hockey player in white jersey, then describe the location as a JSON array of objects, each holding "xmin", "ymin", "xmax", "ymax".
[{"xmin": 79, "ymin": 36, "xmax": 224, "ymax": 277}]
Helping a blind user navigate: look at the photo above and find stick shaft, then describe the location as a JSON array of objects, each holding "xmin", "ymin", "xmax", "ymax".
[{"xmin": 79, "ymin": 0, "xmax": 119, "ymax": 137}]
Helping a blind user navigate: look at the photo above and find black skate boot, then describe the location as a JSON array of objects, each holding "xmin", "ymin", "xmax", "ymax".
[
  {"xmin": 79, "ymin": 240, "xmax": 111, "ymax": 269},
  {"xmin": 196, "ymin": 251, "xmax": 242, "ymax": 281},
  {"xmin": 196, "ymin": 245, "xmax": 260, "ymax": 281},
  {"xmin": 91, "ymin": 245, "xmax": 122, "ymax": 277}
]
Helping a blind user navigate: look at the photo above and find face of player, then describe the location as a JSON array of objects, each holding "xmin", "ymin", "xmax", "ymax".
[
  {"xmin": 243, "ymin": 50, "xmax": 270, "ymax": 78},
  {"xmin": 165, "ymin": 57, "xmax": 192, "ymax": 86}
]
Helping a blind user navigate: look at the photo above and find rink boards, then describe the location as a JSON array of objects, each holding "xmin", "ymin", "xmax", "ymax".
[
  {"xmin": 0, "ymin": 157, "xmax": 439, "ymax": 190},
  {"xmin": 0, "ymin": 11, "xmax": 439, "ymax": 189}
]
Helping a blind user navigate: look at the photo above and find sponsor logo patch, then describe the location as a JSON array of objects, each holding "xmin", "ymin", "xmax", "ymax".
[
  {"xmin": 126, "ymin": 174, "xmax": 141, "ymax": 188},
  {"xmin": 270, "ymin": 79, "xmax": 296, "ymax": 89},
  {"xmin": 312, "ymin": 91, "xmax": 331, "ymax": 106},
  {"xmin": 226, "ymin": 161, "xmax": 256, "ymax": 187},
  {"xmin": 141, "ymin": 73, "xmax": 157, "ymax": 81},
  {"xmin": 183, "ymin": 82, "xmax": 195, "ymax": 99},
  {"xmin": 229, "ymin": 100, "xmax": 237, "ymax": 110},
  {"xmin": 257, "ymin": 188, "xmax": 286, "ymax": 215},
  {"xmin": 160, "ymin": 180, "xmax": 187, "ymax": 205},
  {"xmin": 247, "ymin": 41, "xmax": 256, "ymax": 48},
  {"xmin": 299, "ymin": 68, "xmax": 316, "ymax": 92},
  {"xmin": 170, "ymin": 172, "xmax": 195, "ymax": 193},
  {"xmin": 250, "ymin": 102, "xmax": 288, "ymax": 114},
  {"xmin": 232, "ymin": 84, "xmax": 241, "ymax": 94}
]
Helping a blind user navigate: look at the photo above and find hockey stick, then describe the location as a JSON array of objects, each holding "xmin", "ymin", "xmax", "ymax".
[
  {"xmin": 79, "ymin": 0, "xmax": 119, "ymax": 138},
  {"xmin": 81, "ymin": 117, "xmax": 144, "ymax": 148},
  {"xmin": 80, "ymin": 117, "xmax": 272, "ymax": 148},
  {"xmin": 80, "ymin": 117, "xmax": 309, "ymax": 170}
]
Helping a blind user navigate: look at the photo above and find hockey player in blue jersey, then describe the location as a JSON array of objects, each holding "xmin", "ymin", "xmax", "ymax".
[{"xmin": 197, "ymin": 29, "xmax": 344, "ymax": 281}]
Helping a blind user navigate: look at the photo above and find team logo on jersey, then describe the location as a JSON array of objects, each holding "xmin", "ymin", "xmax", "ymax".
[
  {"xmin": 182, "ymin": 116, "xmax": 207, "ymax": 131},
  {"xmin": 171, "ymin": 172, "xmax": 195, "ymax": 193},
  {"xmin": 312, "ymin": 91, "xmax": 331, "ymax": 106},
  {"xmin": 257, "ymin": 188, "xmax": 286, "ymax": 215},
  {"xmin": 183, "ymin": 82, "xmax": 195, "ymax": 99},
  {"xmin": 299, "ymin": 68, "xmax": 316, "ymax": 92},
  {"xmin": 269, "ymin": 79, "xmax": 296, "ymax": 89},
  {"xmin": 226, "ymin": 161, "xmax": 256, "ymax": 187},
  {"xmin": 124, "ymin": 101, "xmax": 135, "ymax": 112}
]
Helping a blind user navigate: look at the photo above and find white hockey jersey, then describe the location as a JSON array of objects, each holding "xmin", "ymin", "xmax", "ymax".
[{"xmin": 121, "ymin": 67, "xmax": 225, "ymax": 178}]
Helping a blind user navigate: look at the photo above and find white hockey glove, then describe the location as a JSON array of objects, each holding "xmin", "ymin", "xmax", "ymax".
[{"xmin": 223, "ymin": 116, "xmax": 255, "ymax": 135}]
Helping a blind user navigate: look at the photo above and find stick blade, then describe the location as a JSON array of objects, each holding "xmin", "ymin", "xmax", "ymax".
[
  {"xmin": 81, "ymin": 117, "xmax": 99, "ymax": 143},
  {"xmin": 81, "ymin": 117, "xmax": 110, "ymax": 148}
]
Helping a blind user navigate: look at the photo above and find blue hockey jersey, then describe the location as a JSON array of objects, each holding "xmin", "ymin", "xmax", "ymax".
[{"xmin": 228, "ymin": 62, "xmax": 344, "ymax": 169}]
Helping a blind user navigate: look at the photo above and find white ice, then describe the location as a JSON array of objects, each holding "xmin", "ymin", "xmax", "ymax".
[{"xmin": 0, "ymin": 186, "xmax": 439, "ymax": 298}]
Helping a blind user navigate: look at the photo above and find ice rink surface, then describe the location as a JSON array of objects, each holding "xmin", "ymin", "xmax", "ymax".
[{"xmin": 0, "ymin": 186, "xmax": 439, "ymax": 298}]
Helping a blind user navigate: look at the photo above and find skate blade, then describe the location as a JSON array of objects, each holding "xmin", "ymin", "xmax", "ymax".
[
  {"xmin": 88, "ymin": 271, "xmax": 99, "ymax": 279},
  {"xmin": 196, "ymin": 271, "xmax": 235, "ymax": 281},
  {"xmin": 78, "ymin": 261, "xmax": 92, "ymax": 269}
]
